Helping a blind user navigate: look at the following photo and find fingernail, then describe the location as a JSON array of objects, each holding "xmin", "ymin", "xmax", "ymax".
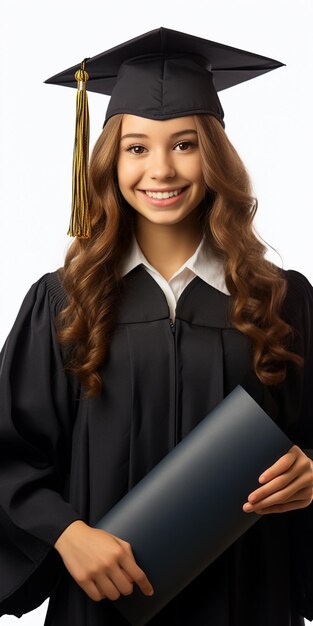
[{"xmin": 243, "ymin": 503, "xmax": 253, "ymax": 512}]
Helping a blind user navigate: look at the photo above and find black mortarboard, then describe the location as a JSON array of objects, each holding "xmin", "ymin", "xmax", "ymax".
[{"xmin": 44, "ymin": 27, "xmax": 285, "ymax": 238}]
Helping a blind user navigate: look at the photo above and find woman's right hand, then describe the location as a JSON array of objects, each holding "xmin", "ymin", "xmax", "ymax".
[{"xmin": 54, "ymin": 520, "xmax": 154, "ymax": 602}]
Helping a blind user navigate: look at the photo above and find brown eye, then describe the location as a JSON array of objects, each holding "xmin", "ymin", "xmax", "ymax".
[
  {"xmin": 127, "ymin": 145, "xmax": 146, "ymax": 154},
  {"xmin": 174, "ymin": 141, "xmax": 195, "ymax": 151}
]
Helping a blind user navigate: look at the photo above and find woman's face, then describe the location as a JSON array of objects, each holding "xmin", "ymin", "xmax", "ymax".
[{"xmin": 116, "ymin": 114, "xmax": 206, "ymax": 227}]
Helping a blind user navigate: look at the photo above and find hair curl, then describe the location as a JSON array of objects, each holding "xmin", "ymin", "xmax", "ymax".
[
  {"xmin": 55, "ymin": 113, "xmax": 303, "ymax": 397},
  {"xmin": 193, "ymin": 114, "xmax": 303, "ymax": 385}
]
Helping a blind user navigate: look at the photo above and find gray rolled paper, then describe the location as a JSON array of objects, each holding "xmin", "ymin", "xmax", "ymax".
[{"xmin": 95, "ymin": 385, "xmax": 293, "ymax": 625}]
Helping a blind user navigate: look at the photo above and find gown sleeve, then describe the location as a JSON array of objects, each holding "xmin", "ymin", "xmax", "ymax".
[
  {"xmin": 0, "ymin": 272, "xmax": 83, "ymax": 617},
  {"xmin": 280, "ymin": 270, "xmax": 313, "ymax": 620}
]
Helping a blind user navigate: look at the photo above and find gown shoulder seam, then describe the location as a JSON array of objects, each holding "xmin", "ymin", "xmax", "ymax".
[{"xmin": 43, "ymin": 270, "xmax": 68, "ymax": 314}]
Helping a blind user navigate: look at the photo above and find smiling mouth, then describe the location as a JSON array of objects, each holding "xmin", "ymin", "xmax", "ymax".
[{"xmin": 141, "ymin": 187, "xmax": 188, "ymax": 199}]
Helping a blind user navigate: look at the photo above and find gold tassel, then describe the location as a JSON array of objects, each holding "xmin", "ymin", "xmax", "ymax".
[{"xmin": 68, "ymin": 59, "xmax": 91, "ymax": 238}]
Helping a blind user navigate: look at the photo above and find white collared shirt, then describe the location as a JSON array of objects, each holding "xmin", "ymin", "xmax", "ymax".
[{"xmin": 121, "ymin": 235, "xmax": 230, "ymax": 320}]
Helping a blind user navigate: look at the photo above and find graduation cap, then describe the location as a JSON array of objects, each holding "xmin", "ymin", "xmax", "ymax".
[{"xmin": 45, "ymin": 27, "xmax": 285, "ymax": 238}]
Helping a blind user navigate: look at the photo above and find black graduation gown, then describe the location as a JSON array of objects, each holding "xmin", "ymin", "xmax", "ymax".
[{"xmin": 0, "ymin": 266, "xmax": 313, "ymax": 626}]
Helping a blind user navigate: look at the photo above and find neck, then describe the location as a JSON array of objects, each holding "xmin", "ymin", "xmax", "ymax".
[{"xmin": 134, "ymin": 212, "xmax": 204, "ymax": 281}]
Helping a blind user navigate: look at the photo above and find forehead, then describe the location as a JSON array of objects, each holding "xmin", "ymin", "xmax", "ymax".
[{"xmin": 120, "ymin": 114, "xmax": 197, "ymax": 137}]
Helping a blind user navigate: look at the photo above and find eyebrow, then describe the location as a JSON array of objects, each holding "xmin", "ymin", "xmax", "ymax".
[{"xmin": 120, "ymin": 129, "xmax": 198, "ymax": 141}]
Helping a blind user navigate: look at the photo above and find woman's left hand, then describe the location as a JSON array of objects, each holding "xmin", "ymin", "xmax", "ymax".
[{"xmin": 243, "ymin": 445, "xmax": 313, "ymax": 514}]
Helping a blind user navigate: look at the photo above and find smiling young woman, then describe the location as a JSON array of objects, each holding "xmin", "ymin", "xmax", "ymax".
[
  {"xmin": 0, "ymin": 26, "xmax": 313, "ymax": 626},
  {"xmin": 56, "ymin": 111, "xmax": 303, "ymax": 399}
]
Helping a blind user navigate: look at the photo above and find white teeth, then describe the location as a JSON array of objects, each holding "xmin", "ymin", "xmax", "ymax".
[{"xmin": 145, "ymin": 189, "xmax": 182, "ymax": 199}]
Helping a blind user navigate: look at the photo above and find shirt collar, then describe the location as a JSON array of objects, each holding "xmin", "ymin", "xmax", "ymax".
[{"xmin": 121, "ymin": 234, "xmax": 230, "ymax": 296}]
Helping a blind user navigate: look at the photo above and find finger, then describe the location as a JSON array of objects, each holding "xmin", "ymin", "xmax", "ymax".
[
  {"xmin": 252, "ymin": 482, "xmax": 309, "ymax": 509},
  {"xmin": 249, "ymin": 473, "xmax": 293, "ymax": 503},
  {"xmin": 254, "ymin": 497, "xmax": 312, "ymax": 515},
  {"xmin": 93, "ymin": 576, "xmax": 122, "ymax": 601},
  {"xmin": 79, "ymin": 579, "xmax": 106, "ymax": 602},
  {"xmin": 109, "ymin": 568, "xmax": 134, "ymax": 596},
  {"xmin": 129, "ymin": 564, "xmax": 154, "ymax": 596},
  {"xmin": 119, "ymin": 552, "xmax": 154, "ymax": 596},
  {"xmin": 243, "ymin": 485, "xmax": 312, "ymax": 512},
  {"xmin": 248, "ymin": 454, "xmax": 313, "ymax": 504},
  {"xmin": 248, "ymin": 469, "xmax": 303, "ymax": 503},
  {"xmin": 258, "ymin": 446, "xmax": 299, "ymax": 483}
]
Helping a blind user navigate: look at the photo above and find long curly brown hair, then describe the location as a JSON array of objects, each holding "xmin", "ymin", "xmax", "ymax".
[{"xmin": 55, "ymin": 113, "xmax": 303, "ymax": 397}]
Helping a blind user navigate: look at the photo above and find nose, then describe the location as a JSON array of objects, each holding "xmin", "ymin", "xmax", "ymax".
[{"xmin": 148, "ymin": 149, "xmax": 176, "ymax": 180}]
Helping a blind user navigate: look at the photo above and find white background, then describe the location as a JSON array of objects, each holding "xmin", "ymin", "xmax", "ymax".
[{"xmin": 0, "ymin": 0, "xmax": 312, "ymax": 623}]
